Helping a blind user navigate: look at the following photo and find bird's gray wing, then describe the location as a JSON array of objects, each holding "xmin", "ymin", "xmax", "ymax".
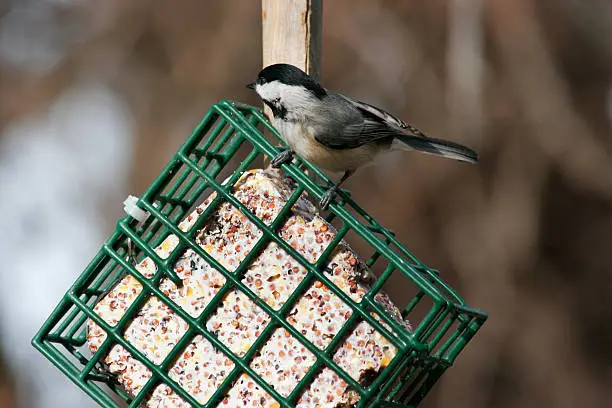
[
  {"xmin": 335, "ymin": 121, "xmax": 402, "ymax": 149},
  {"xmin": 313, "ymin": 93, "xmax": 407, "ymax": 150},
  {"xmin": 349, "ymin": 97, "xmax": 434, "ymax": 138},
  {"xmin": 347, "ymin": 98, "xmax": 409, "ymax": 130},
  {"xmin": 314, "ymin": 93, "xmax": 478, "ymax": 162}
]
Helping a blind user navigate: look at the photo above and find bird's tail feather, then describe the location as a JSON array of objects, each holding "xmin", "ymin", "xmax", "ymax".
[{"xmin": 395, "ymin": 135, "xmax": 478, "ymax": 163}]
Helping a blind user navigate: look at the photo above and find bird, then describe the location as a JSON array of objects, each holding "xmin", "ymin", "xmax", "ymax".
[{"xmin": 246, "ymin": 63, "xmax": 478, "ymax": 209}]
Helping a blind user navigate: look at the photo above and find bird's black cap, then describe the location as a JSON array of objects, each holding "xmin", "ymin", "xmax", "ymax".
[{"xmin": 249, "ymin": 63, "xmax": 327, "ymax": 99}]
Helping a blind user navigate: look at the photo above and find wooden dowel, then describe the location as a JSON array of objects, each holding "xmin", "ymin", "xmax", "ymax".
[{"xmin": 262, "ymin": 0, "xmax": 322, "ymax": 79}]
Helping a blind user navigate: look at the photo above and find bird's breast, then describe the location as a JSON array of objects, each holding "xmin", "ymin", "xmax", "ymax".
[
  {"xmin": 275, "ymin": 120, "xmax": 317, "ymax": 157},
  {"xmin": 274, "ymin": 119, "xmax": 384, "ymax": 172}
]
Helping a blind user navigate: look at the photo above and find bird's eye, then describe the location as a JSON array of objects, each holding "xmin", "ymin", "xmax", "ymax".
[{"xmin": 257, "ymin": 77, "xmax": 266, "ymax": 85}]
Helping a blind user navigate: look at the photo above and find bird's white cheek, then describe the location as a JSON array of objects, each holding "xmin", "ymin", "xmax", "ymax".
[
  {"xmin": 254, "ymin": 84, "xmax": 265, "ymax": 99},
  {"xmin": 255, "ymin": 81, "xmax": 283, "ymax": 102}
]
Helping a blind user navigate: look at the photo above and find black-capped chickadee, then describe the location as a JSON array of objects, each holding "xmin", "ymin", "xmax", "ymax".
[{"xmin": 247, "ymin": 63, "xmax": 478, "ymax": 209}]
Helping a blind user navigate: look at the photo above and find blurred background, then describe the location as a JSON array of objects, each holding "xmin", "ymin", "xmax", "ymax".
[{"xmin": 1, "ymin": 0, "xmax": 611, "ymax": 407}]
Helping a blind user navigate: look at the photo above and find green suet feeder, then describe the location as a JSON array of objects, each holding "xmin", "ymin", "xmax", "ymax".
[{"xmin": 33, "ymin": 100, "xmax": 486, "ymax": 408}]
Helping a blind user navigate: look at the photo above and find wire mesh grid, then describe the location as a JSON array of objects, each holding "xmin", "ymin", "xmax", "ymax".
[{"xmin": 32, "ymin": 100, "xmax": 487, "ymax": 408}]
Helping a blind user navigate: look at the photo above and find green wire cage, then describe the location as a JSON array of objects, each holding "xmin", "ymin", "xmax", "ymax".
[{"xmin": 32, "ymin": 100, "xmax": 487, "ymax": 408}]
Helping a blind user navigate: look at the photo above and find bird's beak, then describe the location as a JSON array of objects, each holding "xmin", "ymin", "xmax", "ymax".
[{"xmin": 246, "ymin": 82, "xmax": 256, "ymax": 90}]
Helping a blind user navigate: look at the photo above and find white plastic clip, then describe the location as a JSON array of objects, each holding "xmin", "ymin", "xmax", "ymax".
[{"xmin": 123, "ymin": 195, "xmax": 150, "ymax": 223}]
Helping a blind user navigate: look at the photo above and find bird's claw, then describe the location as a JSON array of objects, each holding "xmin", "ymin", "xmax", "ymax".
[
  {"xmin": 319, "ymin": 187, "xmax": 338, "ymax": 210},
  {"xmin": 271, "ymin": 148, "xmax": 294, "ymax": 168}
]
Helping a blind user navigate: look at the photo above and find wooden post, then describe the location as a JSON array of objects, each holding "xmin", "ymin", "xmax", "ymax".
[{"xmin": 262, "ymin": 0, "xmax": 322, "ymax": 79}]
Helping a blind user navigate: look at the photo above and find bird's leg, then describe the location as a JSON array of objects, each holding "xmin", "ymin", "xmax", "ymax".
[
  {"xmin": 271, "ymin": 147, "xmax": 295, "ymax": 168},
  {"xmin": 320, "ymin": 170, "xmax": 354, "ymax": 210}
]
